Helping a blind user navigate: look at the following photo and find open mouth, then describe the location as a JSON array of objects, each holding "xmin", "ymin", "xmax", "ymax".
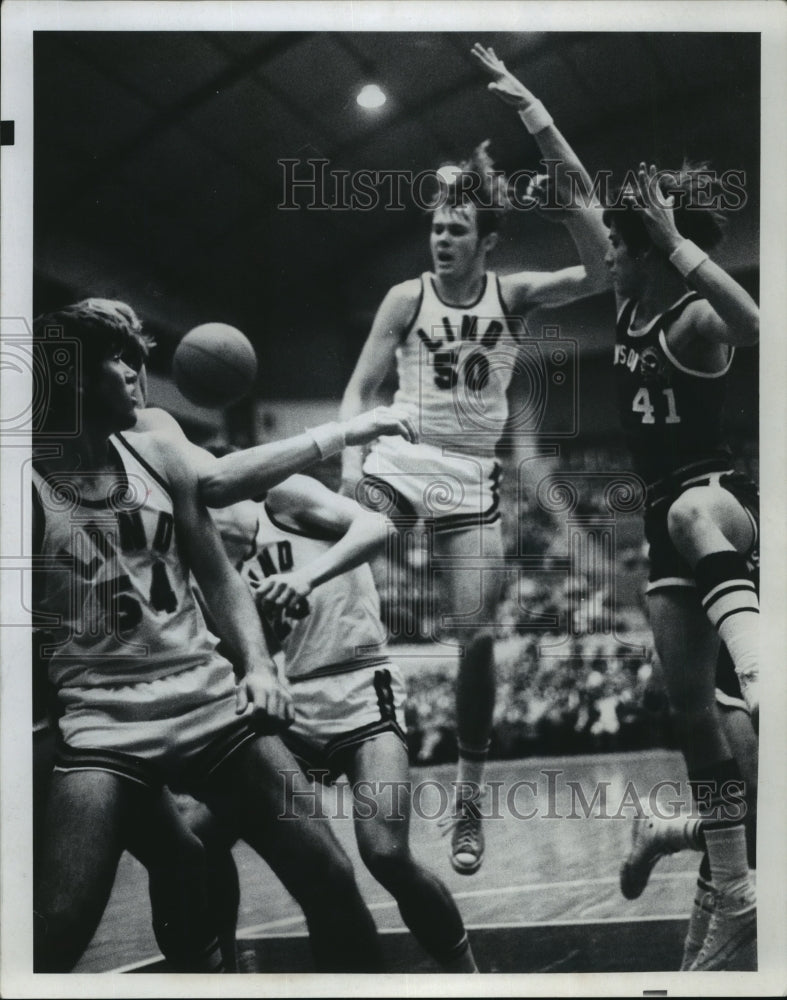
[{"xmin": 436, "ymin": 251, "xmax": 453, "ymax": 265}]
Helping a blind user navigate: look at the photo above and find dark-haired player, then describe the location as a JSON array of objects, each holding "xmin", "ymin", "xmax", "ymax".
[
  {"xmin": 603, "ymin": 163, "xmax": 759, "ymax": 971},
  {"xmin": 31, "ymin": 297, "xmax": 388, "ymax": 973},
  {"xmin": 339, "ymin": 43, "xmax": 609, "ymax": 874}
]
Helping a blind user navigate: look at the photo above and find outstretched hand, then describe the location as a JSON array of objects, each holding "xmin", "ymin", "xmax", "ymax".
[
  {"xmin": 632, "ymin": 162, "xmax": 682, "ymax": 253},
  {"xmin": 343, "ymin": 405, "xmax": 418, "ymax": 448},
  {"xmin": 471, "ymin": 43, "xmax": 534, "ymax": 107}
]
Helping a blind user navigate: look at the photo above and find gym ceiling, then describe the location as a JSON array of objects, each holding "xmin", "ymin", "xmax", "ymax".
[{"xmin": 34, "ymin": 30, "xmax": 760, "ymax": 397}]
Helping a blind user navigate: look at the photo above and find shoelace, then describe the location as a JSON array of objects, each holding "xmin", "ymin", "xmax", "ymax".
[
  {"xmin": 695, "ymin": 889, "xmax": 752, "ymax": 961},
  {"xmin": 438, "ymin": 797, "xmax": 483, "ymax": 839}
]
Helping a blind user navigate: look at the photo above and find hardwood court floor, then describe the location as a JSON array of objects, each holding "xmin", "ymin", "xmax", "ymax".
[{"xmin": 75, "ymin": 749, "xmax": 701, "ymax": 974}]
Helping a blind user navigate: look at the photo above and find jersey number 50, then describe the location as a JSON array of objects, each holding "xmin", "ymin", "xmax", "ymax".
[{"xmin": 433, "ymin": 349, "xmax": 490, "ymax": 391}]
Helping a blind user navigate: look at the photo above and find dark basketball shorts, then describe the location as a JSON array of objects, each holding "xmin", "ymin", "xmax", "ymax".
[{"xmin": 643, "ymin": 466, "xmax": 759, "ymax": 593}]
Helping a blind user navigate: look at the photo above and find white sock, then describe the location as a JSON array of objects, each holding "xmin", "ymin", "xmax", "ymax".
[{"xmin": 702, "ymin": 825, "xmax": 752, "ymax": 892}]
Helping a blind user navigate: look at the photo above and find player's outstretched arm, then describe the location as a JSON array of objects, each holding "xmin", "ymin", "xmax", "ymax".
[
  {"xmin": 471, "ymin": 43, "xmax": 610, "ymax": 309},
  {"xmin": 134, "ymin": 398, "xmax": 416, "ymax": 508},
  {"xmin": 338, "ymin": 280, "xmax": 421, "ymax": 495},
  {"xmin": 199, "ymin": 402, "xmax": 417, "ymax": 508},
  {"xmin": 156, "ymin": 434, "xmax": 293, "ymax": 728},
  {"xmin": 248, "ymin": 474, "xmax": 391, "ymax": 614},
  {"xmin": 633, "ymin": 162, "xmax": 759, "ymax": 347}
]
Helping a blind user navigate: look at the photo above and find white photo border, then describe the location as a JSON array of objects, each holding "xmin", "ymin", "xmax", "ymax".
[{"xmin": 2, "ymin": 2, "xmax": 785, "ymax": 997}]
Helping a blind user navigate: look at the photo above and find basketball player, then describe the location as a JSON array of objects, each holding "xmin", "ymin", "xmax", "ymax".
[
  {"xmin": 339, "ymin": 43, "xmax": 610, "ymax": 874},
  {"xmin": 31, "ymin": 298, "xmax": 383, "ymax": 973},
  {"xmin": 603, "ymin": 163, "xmax": 759, "ymax": 971},
  {"xmin": 620, "ymin": 647, "xmax": 758, "ymax": 970},
  {"xmin": 140, "ymin": 475, "xmax": 479, "ymax": 972},
  {"xmin": 244, "ymin": 473, "xmax": 479, "ymax": 971}
]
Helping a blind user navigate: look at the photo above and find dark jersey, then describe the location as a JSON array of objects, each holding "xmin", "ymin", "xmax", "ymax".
[{"xmin": 614, "ymin": 292, "xmax": 733, "ymax": 485}]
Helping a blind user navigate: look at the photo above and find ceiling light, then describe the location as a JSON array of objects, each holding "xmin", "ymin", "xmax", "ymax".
[{"xmin": 356, "ymin": 84, "xmax": 386, "ymax": 109}]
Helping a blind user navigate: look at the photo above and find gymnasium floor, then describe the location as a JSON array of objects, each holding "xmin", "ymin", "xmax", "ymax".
[{"xmin": 77, "ymin": 749, "xmax": 702, "ymax": 975}]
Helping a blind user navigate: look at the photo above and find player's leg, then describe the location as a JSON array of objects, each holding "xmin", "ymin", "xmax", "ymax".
[
  {"xmin": 177, "ymin": 794, "xmax": 241, "ymax": 972},
  {"xmin": 34, "ymin": 769, "xmax": 134, "ymax": 972},
  {"xmin": 620, "ymin": 647, "xmax": 758, "ymax": 902},
  {"xmin": 432, "ymin": 522, "xmax": 506, "ymax": 875},
  {"xmin": 200, "ymin": 734, "xmax": 382, "ymax": 973},
  {"xmin": 667, "ymin": 484, "xmax": 759, "ymax": 725},
  {"xmin": 649, "ymin": 590, "xmax": 756, "ymax": 971},
  {"xmin": 680, "ymin": 697, "xmax": 758, "ymax": 970},
  {"xmin": 126, "ymin": 789, "xmax": 228, "ymax": 972},
  {"xmin": 346, "ymin": 732, "xmax": 478, "ymax": 972}
]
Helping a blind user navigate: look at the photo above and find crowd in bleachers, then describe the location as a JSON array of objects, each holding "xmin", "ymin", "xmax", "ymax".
[
  {"xmin": 382, "ymin": 450, "xmax": 684, "ymax": 763},
  {"xmin": 403, "ymin": 629, "xmax": 675, "ymax": 765}
]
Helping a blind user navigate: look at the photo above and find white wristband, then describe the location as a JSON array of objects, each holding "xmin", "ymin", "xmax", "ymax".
[
  {"xmin": 518, "ymin": 100, "xmax": 554, "ymax": 135},
  {"xmin": 309, "ymin": 421, "xmax": 346, "ymax": 459},
  {"xmin": 669, "ymin": 239, "xmax": 709, "ymax": 278}
]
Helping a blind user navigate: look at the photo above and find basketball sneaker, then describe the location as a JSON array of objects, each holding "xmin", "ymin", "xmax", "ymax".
[
  {"xmin": 736, "ymin": 666, "xmax": 759, "ymax": 731},
  {"xmin": 688, "ymin": 875, "xmax": 757, "ymax": 971},
  {"xmin": 620, "ymin": 811, "xmax": 682, "ymax": 900},
  {"xmin": 441, "ymin": 795, "xmax": 485, "ymax": 875},
  {"xmin": 680, "ymin": 877, "xmax": 716, "ymax": 970}
]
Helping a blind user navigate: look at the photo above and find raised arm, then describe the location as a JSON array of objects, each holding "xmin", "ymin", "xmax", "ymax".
[
  {"xmin": 471, "ymin": 43, "xmax": 611, "ymax": 309},
  {"xmin": 155, "ymin": 434, "xmax": 293, "ymax": 728},
  {"xmin": 338, "ymin": 280, "xmax": 421, "ymax": 495},
  {"xmin": 249, "ymin": 474, "xmax": 391, "ymax": 614},
  {"xmin": 633, "ymin": 162, "xmax": 759, "ymax": 346}
]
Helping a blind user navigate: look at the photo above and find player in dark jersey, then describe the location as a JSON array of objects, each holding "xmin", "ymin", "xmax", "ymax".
[
  {"xmin": 31, "ymin": 298, "xmax": 385, "ymax": 973},
  {"xmin": 603, "ymin": 163, "xmax": 759, "ymax": 971},
  {"xmin": 619, "ymin": 645, "xmax": 758, "ymax": 970}
]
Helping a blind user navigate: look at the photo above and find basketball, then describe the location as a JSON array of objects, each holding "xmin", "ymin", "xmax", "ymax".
[{"xmin": 172, "ymin": 322, "xmax": 258, "ymax": 408}]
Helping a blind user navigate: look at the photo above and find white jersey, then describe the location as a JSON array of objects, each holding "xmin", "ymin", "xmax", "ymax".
[
  {"xmin": 243, "ymin": 503, "xmax": 388, "ymax": 680},
  {"xmin": 33, "ymin": 432, "xmax": 224, "ymax": 692},
  {"xmin": 392, "ymin": 271, "xmax": 525, "ymax": 451}
]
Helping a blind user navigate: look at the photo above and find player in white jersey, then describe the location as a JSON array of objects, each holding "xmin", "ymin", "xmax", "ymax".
[
  {"xmin": 31, "ymin": 298, "xmax": 385, "ymax": 973},
  {"xmin": 140, "ymin": 474, "xmax": 479, "ymax": 971},
  {"xmin": 340, "ymin": 43, "xmax": 610, "ymax": 874},
  {"xmin": 241, "ymin": 474, "xmax": 479, "ymax": 970}
]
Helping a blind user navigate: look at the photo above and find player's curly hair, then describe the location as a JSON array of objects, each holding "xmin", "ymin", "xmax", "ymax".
[
  {"xmin": 602, "ymin": 160, "xmax": 728, "ymax": 255},
  {"xmin": 431, "ymin": 141, "xmax": 510, "ymax": 238}
]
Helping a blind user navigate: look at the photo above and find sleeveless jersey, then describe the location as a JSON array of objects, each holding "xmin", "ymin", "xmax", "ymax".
[
  {"xmin": 614, "ymin": 292, "xmax": 733, "ymax": 485},
  {"xmin": 393, "ymin": 272, "xmax": 524, "ymax": 450},
  {"xmin": 243, "ymin": 504, "xmax": 387, "ymax": 680},
  {"xmin": 32, "ymin": 432, "xmax": 222, "ymax": 691}
]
